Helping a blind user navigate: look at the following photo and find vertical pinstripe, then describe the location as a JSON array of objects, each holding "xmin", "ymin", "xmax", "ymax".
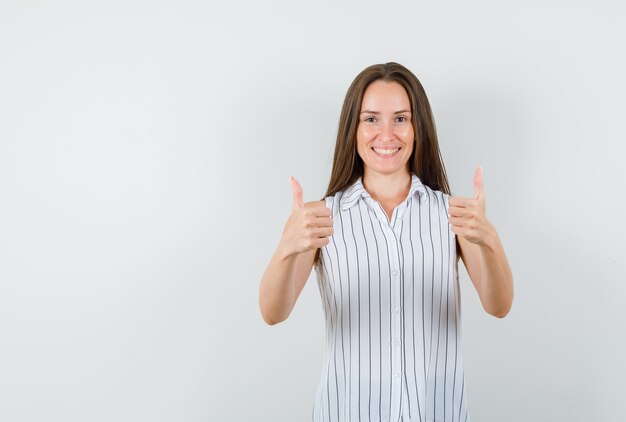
[{"xmin": 313, "ymin": 174, "xmax": 470, "ymax": 422}]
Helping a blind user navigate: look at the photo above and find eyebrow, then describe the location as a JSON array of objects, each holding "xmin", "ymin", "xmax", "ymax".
[{"xmin": 360, "ymin": 109, "xmax": 412, "ymax": 115}]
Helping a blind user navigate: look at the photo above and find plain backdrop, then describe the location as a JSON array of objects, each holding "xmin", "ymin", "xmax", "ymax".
[{"xmin": 1, "ymin": 1, "xmax": 625, "ymax": 421}]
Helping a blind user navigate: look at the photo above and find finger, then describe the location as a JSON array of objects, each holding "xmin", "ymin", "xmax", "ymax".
[
  {"xmin": 450, "ymin": 224, "xmax": 464, "ymax": 238},
  {"xmin": 312, "ymin": 237, "xmax": 330, "ymax": 248},
  {"xmin": 303, "ymin": 201, "xmax": 332, "ymax": 216},
  {"xmin": 303, "ymin": 216, "xmax": 333, "ymax": 228},
  {"xmin": 306, "ymin": 227, "xmax": 334, "ymax": 238},
  {"xmin": 450, "ymin": 226, "xmax": 474, "ymax": 241},
  {"xmin": 474, "ymin": 165, "xmax": 484, "ymax": 200},
  {"xmin": 313, "ymin": 226, "xmax": 334, "ymax": 237},
  {"xmin": 450, "ymin": 224, "xmax": 471, "ymax": 237},
  {"xmin": 449, "ymin": 214, "xmax": 480, "ymax": 227},
  {"xmin": 290, "ymin": 176, "xmax": 304, "ymax": 209},
  {"xmin": 312, "ymin": 217, "xmax": 333, "ymax": 228},
  {"xmin": 304, "ymin": 207, "xmax": 332, "ymax": 218},
  {"xmin": 448, "ymin": 196, "xmax": 476, "ymax": 208},
  {"xmin": 448, "ymin": 215, "xmax": 466, "ymax": 227},
  {"xmin": 448, "ymin": 206, "xmax": 473, "ymax": 218}
]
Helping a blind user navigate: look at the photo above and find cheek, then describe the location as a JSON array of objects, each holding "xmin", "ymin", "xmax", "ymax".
[
  {"xmin": 405, "ymin": 143, "xmax": 414, "ymax": 157},
  {"xmin": 402, "ymin": 127, "xmax": 414, "ymax": 152},
  {"xmin": 401, "ymin": 125, "xmax": 414, "ymax": 140},
  {"xmin": 356, "ymin": 139, "xmax": 368, "ymax": 161},
  {"xmin": 356, "ymin": 127, "xmax": 371, "ymax": 151},
  {"xmin": 357, "ymin": 125, "xmax": 374, "ymax": 141}
]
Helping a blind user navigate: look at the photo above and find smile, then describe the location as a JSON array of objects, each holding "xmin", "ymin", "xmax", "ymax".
[{"xmin": 372, "ymin": 147, "xmax": 401, "ymax": 157}]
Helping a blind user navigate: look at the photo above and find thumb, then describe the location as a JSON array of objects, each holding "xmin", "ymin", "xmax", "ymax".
[
  {"xmin": 473, "ymin": 165, "xmax": 485, "ymax": 200},
  {"xmin": 290, "ymin": 176, "xmax": 304, "ymax": 209}
]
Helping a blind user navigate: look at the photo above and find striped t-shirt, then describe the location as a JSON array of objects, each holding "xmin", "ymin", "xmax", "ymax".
[{"xmin": 312, "ymin": 173, "xmax": 470, "ymax": 422}]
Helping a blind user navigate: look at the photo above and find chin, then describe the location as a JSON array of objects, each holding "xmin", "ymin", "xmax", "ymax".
[{"xmin": 367, "ymin": 164, "xmax": 410, "ymax": 177}]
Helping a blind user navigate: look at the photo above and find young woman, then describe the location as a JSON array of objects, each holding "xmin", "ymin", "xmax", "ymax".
[{"xmin": 259, "ymin": 62, "xmax": 513, "ymax": 422}]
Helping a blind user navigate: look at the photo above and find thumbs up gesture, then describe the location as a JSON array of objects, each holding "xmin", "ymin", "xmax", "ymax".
[
  {"xmin": 448, "ymin": 166, "xmax": 495, "ymax": 246},
  {"xmin": 279, "ymin": 177, "xmax": 334, "ymax": 256}
]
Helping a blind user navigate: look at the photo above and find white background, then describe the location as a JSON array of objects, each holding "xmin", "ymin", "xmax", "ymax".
[{"xmin": 1, "ymin": 1, "xmax": 625, "ymax": 421}]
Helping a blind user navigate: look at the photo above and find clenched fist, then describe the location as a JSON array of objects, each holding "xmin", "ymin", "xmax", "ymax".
[{"xmin": 278, "ymin": 177, "xmax": 334, "ymax": 256}]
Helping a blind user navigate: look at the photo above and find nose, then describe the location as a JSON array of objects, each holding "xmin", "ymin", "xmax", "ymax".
[{"xmin": 378, "ymin": 120, "xmax": 394, "ymax": 142}]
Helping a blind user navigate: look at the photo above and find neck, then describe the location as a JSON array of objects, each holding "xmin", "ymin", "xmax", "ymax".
[{"xmin": 362, "ymin": 169, "xmax": 412, "ymax": 203}]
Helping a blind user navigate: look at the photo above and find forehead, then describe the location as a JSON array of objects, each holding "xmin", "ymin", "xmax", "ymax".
[{"xmin": 360, "ymin": 80, "xmax": 410, "ymax": 111}]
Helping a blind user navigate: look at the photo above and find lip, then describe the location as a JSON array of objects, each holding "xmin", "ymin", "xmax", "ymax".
[{"xmin": 371, "ymin": 146, "xmax": 401, "ymax": 158}]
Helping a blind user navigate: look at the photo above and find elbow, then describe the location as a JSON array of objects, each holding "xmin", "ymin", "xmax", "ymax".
[
  {"xmin": 259, "ymin": 305, "xmax": 289, "ymax": 326},
  {"xmin": 258, "ymin": 286, "xmax": 295, "ymax": 326},
  {"xmin": 485, "ymin": 300, "xmax": 513, "ymax": 319},
  {"xmin": 483, "ymin": 278, "xmax": 514, "ymax": 319},
  {"xmin": 489, "ymin": 307, "xmax": 510, "ymax": 319},
  {"xmin": 262, "ymin": 314, "xmax": 286, "ymax": 326}
]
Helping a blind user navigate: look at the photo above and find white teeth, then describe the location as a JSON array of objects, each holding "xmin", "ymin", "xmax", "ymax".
[{"xmin": 373, "ymin": 148, "xmax": 400, "ymax": 155}]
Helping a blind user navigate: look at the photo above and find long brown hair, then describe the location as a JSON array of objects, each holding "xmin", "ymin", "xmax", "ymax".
[
  {"xmin": 315, "ymin": 62, "xmax": 451, "ymax": 266},
  {"xmin": 325, "ymin": 62, "xmax": 450, "ymax": 197}
]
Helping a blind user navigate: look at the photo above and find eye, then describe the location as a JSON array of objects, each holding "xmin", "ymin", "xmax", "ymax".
[
  {"xmin": 364, "ymin": 116, "xmax": 377, "ymax": 123},
  {"xmin": 396, "ymin": 116, "xmax": 408, "ymax": 123}
]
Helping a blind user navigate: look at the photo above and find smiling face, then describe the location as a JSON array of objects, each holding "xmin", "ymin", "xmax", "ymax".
[{"xmin": 356, "ymin": 80, "xmax": 414, "ymax": 179}]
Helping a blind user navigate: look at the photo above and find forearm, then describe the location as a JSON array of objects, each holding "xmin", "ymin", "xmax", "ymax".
[
  {"xmin": 477, "ymin": 231, "xmax": 514, "ymax": 318},
  {"xmin": 259, "ymin": 192, "xmax": 331, "ymax": 325},
  {"xmin": 259, "ymin": 245, "xmax": 299, "ymax": 325}
]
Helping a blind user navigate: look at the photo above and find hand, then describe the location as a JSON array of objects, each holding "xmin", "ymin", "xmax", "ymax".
[
  {"xmin": 279, "ymin": 177, "xmax": 333, "ymax": 256},
  {"xmin": 448, "ymin": 166, "xmax": 495, "ymax": 247}
]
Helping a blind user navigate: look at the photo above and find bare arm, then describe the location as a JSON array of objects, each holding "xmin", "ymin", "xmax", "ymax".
[
  {"xmin": 448, "ymin": 166, "xmax": 514, "ymax": 318},
  {"xmin": 259, "ymin": 246, "xmax": 318, "ymax": 325},
  {"xmin": 457, "ymin": 231, "xmax": 513, "ymax": 318},
  {"xmin": 259, "ymin": 178, "xmax": 332, "ymax": 325}
]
